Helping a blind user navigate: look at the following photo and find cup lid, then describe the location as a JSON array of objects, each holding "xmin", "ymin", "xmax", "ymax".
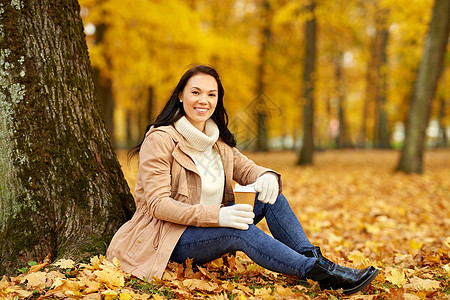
[{"xmin": 233, "ymin": 183, "xmax": 256, "ymax": 193}]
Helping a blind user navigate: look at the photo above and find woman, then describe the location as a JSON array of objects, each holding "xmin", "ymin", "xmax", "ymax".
[{"xmin": 107, "ymin": 64, "xmax": 379, "ymax": 295}]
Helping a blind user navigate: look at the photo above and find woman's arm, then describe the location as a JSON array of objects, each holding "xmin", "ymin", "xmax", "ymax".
[{"xmin": 139, "ymin": 131, "xmax": 220, "ymax": 227}]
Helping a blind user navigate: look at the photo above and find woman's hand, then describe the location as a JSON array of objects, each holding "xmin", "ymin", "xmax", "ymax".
[
  {"xmin": 254, "ymin": 173, "xmax": 279, "ymax": 205},
  {"xmin": 218, "ymin": 204, "xmax": 254, "ymax": 230}
]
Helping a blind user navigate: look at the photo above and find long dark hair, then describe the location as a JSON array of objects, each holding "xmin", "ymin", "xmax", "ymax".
[{"xmin": 129, "ymin": 64, "xmax": 236, "ymax": 159}]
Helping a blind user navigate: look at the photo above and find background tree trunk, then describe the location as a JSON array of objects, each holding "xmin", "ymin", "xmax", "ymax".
[
  {"xmin": 0, "ymin": 0, "xmax": 135, "ymax": 275},
  {"xmin": 396, "ymin": 0, "xmax": 450, "ymax": 173},
  {"xmin": 254, "ymin": 0, "xmax": 271, "ymax": 152},
  {"xmin": 92, "ymin": 22, "xmax": 115, "ymax": 148},
  {"xmin": 334, "ymin": 53, "xmax": 352, "ymax": 148},
  {"xmin": 374, "ymin": 20, "xmax": 390, "ymax": 148},
  {"xmin": 298, "ymin": 0, "xmax": 316, "ymax": 165},
  {"xmin": 437, "ymin": 94, "xmax": 448, "ymax": 147}
]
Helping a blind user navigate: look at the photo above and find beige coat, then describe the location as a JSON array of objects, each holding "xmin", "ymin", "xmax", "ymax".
[{"xmin": 106, "ymin": 124, "xmax": 281, "ymax": 280}]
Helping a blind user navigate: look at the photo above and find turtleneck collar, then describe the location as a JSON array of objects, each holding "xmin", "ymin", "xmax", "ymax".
[{"xmin": 174, "ymin": 116, "xmax": 220, "ymax": 152}]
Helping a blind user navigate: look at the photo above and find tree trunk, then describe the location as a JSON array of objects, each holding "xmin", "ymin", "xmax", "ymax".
[
  {"xmin": 437, "ymin": 94, "xmax": 448, "ymax": 147},
  {"xmin": 298, "ymin": 0, "xmax": 316, "ymax": 165},
  {"xmin": 255, "ymin": 0, "xmax": 271, "ymax": 152},
  {"xmin": 374, "ymin": 11, "xmax": 390, "ymax": 149},
  {"xmin": 92, "ymin": 23, "xmax": 115, "ymax": 148},
  {"xmin": 334, "ymin": 53, "xmax": 352, "ymax": 148},
  {"xmin": 397, "ymin": 0, "xmax": 450, "ymax": 173},
  {"xmin": 0, "ymin": 0, "xmax": 135, "ymax": 275}
]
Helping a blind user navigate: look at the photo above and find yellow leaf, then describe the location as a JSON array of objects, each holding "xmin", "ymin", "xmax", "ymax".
[
  {"xmin": 445, "ymin": 237, "xmax": 450, "ymax": 248},
  {"xmin": 94, "ymin": 268, "xmax": 125, "ymax": 289},
  {"xmin": 102, "ymin": 289, "xmax": 119, "ymax": 300},
  {"xmin": 210, "ymin": 257, "xmax": 224, "ymax": 269},
  {"xmin": 405, "ymin": 276, "xmax": 441, "ymax": 290},
  {"xmin": 54, "ymin": 258, "xmax": 75, "ymax": 269},
  {"xmin": 347, "ymin": 250, "xmax": 371, "ymax": 267},
  {"xmin": 90, "ymin": 256, "xmax": 102, "ymax": 269},
  {"xmin": 274, "ymin": 285, "xmax": 294, "ymax": 296},
  {"xmin": 385, "ymin": 267, "xmax": 407, "ymax": 287},
  {"xmin": 182, "ymin": 278, "xmax": 220, "ymax": 292},
  {"xmin": 409, "ymin": 239, "xmax": 423, "ymax": 254},
  {"xmin": 113, "ymin": 257, "xmax": 122, "ymax": 269},
  {"xmin": 120, "ymin": 291, "xmax": 133, "ymax": 300},
  {"xmin": 50, "ymin": 278, "xmax": 65, "ymax": 289},
  {"xmin": 0, "ymin": 275, "xmax": 9, "ymax": 290}
]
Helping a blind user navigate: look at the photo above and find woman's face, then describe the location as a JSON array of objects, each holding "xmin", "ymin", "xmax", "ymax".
[{"xmin": 179, "ymin": 74, "xmax": 218, "ymax": 131}]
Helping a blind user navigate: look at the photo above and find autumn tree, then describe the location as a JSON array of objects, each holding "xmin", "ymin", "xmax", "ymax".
[
  {"xmin": 298, "ymin": 0, "xmax": 317, "ymax": 165},
  {"xmin": 397, "ymin": 0, "xmax": 450, "ymax": 173},
  {"xmin": 0, "ymin": 0, "xmax": 134, "ymax": 275},
  {"xmin": 254, "ymin": 0, "xmax": 272, "ymax": 152}
]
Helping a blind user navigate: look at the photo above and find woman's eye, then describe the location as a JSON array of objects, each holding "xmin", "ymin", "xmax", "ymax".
[
  {"xmin": 192, "ymin": 91, "xmax": 199, "ymax": 95},
  {"xmin": 209, "ymin": 94, "xmax": 217, "ymax": 97}
]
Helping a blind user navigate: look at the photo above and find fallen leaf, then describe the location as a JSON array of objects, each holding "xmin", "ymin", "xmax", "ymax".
[
  {"xmin": 54, "ymin": 258, "xmax": 75, "ymax": 269},
  {"xmin": 409, "ymin": 239, "xmax": 423, "ymax": 255},
  {"xmin": 102, "ymin": 289, "xmax": 119, "ymax": 300},
  {"xmin": 27, "ymin": 262, "xmax": 49, "ymax": 274},
  {"xmin": 120, "ymin": 291, "xmax": 133, "ymax": 300},
  {"xmin": 443, "ymin": 264, "xmax": 450, "ymax": 275},
  {"xmin": 84, "ymin": 292, "xmax": 102, "ymax": 300},
  {"xmin": 182, "ymin": 278, "xmax": 220, "ymax": 292},
  {"xmin": 274, "ymin": 285, "xmax": 295, "ymax": 297},
  {"xmin": 94, "ymin": 267, "xmax": 125, "ymax": 289},
  {"xmin": 385, "ymin": 267, "xmax": 407, "ymax": 287},
  {"xmin": 23, "ymin": 271, "xmax": 47, "ymax": 289},
  {"xmin": 405, "ymin": 276, "xmax": 441, "ymax": 291}
]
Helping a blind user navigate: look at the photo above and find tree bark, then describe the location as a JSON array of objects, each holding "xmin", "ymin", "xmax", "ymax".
[
  {"xmin": 298, "ymin": 0, "xmax": 316, "ymax": 165},
  {"xmin": 255, "ymin": 0, "xmax": 271, "ymax": 152},
  {"xmin": 0, "ymin": 0, "xmax": 135, "ymax": 275},
  {"xmin": 374, "ymin": 11, "xmax": 390, "ymax": 149},
  {"xmin": 397, "ymin": 0, "xmax": 450, "ymax": 173},
  {"xmin": 437, "ymin": 94, "xmax": 448, "ymax": 147},
  {"xmin": 334, "ymin": 53, "xmax": 352, "ymax": 148},
  {"xmin": 92, "ymin": 23, "xmax": 115, "ymax": 148}
]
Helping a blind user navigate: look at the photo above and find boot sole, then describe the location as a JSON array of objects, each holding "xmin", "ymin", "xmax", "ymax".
[{"xmin": 343, "ymin": 268, "xmax": 379, "ymax": 295}]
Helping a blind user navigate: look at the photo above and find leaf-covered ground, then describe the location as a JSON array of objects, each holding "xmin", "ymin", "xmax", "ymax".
[{"xmin": 2, "ymin": 149, "xmax": 449, "ymax": 299}]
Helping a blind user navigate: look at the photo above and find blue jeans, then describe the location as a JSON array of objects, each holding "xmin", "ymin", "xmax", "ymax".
[{"xmin": 170, "ymin": 193, "xmax": 317, "ymax": 277}]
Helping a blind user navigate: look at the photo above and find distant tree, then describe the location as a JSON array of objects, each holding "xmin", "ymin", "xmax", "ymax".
[
  {"xmin": 397, "ymin": 0, "xmax": 450, "ymax": 173},
  {"xmin": 92, "ymin": 22, "xmax": 115, "ymax": 147},
  {"xmin": 0, "ymin": 0, "xmax": 135, "ymax": 275},
  {"xmin": 436, "ymin": 94, "xmax": 448, "ymax": 147},
  {"xmin": 298, "ymin": 0, "xmax": 317, "ymax": 165},
  {"xmin": 254, "ymin": 0, "xmax": 272, "ymax": 152},
  {"xmin": 374, "ymin": 10, "xmax": 390, "ymax": 149},
  {"xmin": 334, "ymin": 52, "xmax": 353, "ymax": 148}
]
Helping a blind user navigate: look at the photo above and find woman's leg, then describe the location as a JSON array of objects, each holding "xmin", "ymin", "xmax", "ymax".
[
  {"xmin": 253, "ymin": 193, "xmax": 315, "ymax": 253},
  {"xmin": 252, "ymin": 193, "xmax": 379, "ymax": 294},
  {"xmin": 170, "ymin": 225, "xmax": 317, "ymax": 278}
]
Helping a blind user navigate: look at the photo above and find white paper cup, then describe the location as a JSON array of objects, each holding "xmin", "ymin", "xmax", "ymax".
[{"xmin": 233, "ymin": 183, "xmax": 256, "ymax": 209}]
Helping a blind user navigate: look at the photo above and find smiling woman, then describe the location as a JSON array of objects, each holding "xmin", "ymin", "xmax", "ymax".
[{"xmin": 107, "ymin": 64, "xmax": 379, "ymax": 295}]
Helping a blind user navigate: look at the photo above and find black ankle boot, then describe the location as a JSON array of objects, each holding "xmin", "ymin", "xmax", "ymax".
[
  {"xmin": 305, "ymin": 256, "xmax": 379, "ymax": 295},
  {"xmin": 299, "ymin": 246, "xmax": 323, "ymax": 258}
]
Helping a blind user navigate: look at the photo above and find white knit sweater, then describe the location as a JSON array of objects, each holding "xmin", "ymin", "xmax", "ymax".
[{"xmin": 174, "ymin": 117, "xmax": 225, "ymax": 206}]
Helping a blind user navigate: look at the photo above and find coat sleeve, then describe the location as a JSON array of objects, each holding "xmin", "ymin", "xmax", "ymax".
[
  {"xmin": 232, "ymin": 147, "xmax": 283, "ymax": 192},
  {"xmin": 139, "ymin": 131, "xmax": 220, "ymax": 227}
]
